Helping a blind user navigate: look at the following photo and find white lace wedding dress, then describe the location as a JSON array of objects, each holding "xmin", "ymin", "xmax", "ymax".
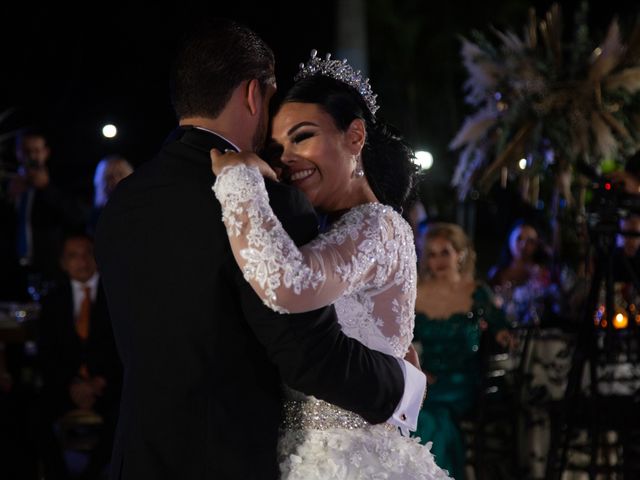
[{"xmin": 213, "ymin": 164, "xmax": 451, "ymax": 479}]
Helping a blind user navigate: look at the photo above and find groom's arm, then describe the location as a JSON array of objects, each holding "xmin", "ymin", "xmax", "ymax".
[{"xmin": 231, "ymin": 179, "xmax": 424, "ymax": 426}]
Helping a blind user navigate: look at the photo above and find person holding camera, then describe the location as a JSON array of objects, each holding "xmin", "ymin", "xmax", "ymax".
[{"xmin": 0, "ymin": 129, "xmax": 85, "ymax": 300}]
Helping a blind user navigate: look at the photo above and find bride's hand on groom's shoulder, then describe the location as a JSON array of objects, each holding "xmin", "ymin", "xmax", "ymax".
[{"xmin": 210, "ymin": 149, "xmax": 278, "ymax": 181}]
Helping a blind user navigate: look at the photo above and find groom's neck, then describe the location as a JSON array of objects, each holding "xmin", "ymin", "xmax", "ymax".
[{"xmin": 179, "ymin": 116, "xmax": 250, "ymax": 152}]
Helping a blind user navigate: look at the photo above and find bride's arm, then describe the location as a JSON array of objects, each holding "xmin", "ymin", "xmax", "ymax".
[{"xmin": 211, "ymin": 153, "xmax": 381, "ymax": 314}]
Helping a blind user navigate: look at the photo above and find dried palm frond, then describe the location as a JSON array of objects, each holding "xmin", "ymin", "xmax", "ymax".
[
  {"xmin": 600, "ymin": 110, "xmax": 631, "ymax": 140},
  {"xmin": 451, "ymin": 3, "xmax": 640, "ymax": 202},
  {"xmin": 460, "ymin": 38, "xmax": 502, "ymax": 105},
  {"xmin": 492, "ymin": 27, "xmax": 525, "ymax": 53},
  {"xmin": 478, "ymin": 122, "xmax": 535, "ymax": 191},
  {"xmin": 591, "ymin": 111, "xmax": 618, "ymax": 158},
  {"xmin": 570, "ymin": 117, "xmax": 590, "ymax": 159},
  {"xmin": 621, "ymin": 18, "xmax": 640, "ymax": 66},
  {"xmin": 449, "ymin": 110, "xmax": 498, "ymax": 150},
  {"xmin": 524, "ymin": 8, "xmax": 538, "ymax": 49},
  {"xmin": 604, "ymin": 67, "xmax": 640, "ymax": 93},
  {"xmin": 452, "ymin": 145, "xmax": 486, "ymax": 200},
  {"xmin": 589, "ymin": 20, "xmax": 624, "ymax": 82},
  {"xmin": 540, "ymin": 4, "xmax": 563, "ymax": 68}
]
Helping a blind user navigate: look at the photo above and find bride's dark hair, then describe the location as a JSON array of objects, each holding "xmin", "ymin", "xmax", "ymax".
[{"xmin": 279, "ymin": 75, "xmax": 417, "ymax": 213}]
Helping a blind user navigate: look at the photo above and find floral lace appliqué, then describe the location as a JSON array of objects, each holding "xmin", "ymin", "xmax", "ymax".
[{"xmin": 213, "ymin": 163, "xmax": 417, "ymax": 356}]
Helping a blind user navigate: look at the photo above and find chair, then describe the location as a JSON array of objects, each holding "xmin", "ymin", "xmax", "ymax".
[
  {"xmin": 545, "ymin": 325, "xmax": 640, "ymax": 479},
  {"xmin": 55, "ymin": 409, "xmax": 104, "ymax": 476},
  {"xmin": 463, "ymin": 328, "xmax": 531, "ymax": 480}
]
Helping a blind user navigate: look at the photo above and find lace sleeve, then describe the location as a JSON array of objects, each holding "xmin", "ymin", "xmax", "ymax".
[{"xmin": 212, "ymin": 164, "xmax": 397, "ymax": 314}]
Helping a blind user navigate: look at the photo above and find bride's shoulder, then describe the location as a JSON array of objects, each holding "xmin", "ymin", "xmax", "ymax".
[
  {"xmin": 346, "ymin": 203, "xmax": 402, "ymax": 221},
  {"xmin": 339, "ymin": 203, "xmax": 412, "ymax": 238}
]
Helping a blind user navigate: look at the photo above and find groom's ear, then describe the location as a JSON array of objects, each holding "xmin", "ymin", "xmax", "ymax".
[
  {"xmin": 245, "ymin": 79, "xmax": 261, "ymax": 116},
  {"xmin": 346, "ymin": 119, "xmax": 366, "ymax": 155}
]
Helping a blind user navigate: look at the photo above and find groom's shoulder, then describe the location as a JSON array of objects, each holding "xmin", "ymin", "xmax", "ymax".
[
  {"xmin": 264, "ymin": 179, "xmax": 319, "ymax": 244},
  {"xmin": 264, "ymin": 178, "xmax": 311, "ymax": 214}
]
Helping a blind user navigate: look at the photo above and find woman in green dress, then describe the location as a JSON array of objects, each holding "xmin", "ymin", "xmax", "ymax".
[{"xmin": 412, "ymin": 223, "xmax": 512, "ymax": 479}]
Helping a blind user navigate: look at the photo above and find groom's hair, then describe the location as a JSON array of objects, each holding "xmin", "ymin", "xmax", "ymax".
[{"xmin": 170, "ymin": 18, "xmax": 275, "ymax": 119}]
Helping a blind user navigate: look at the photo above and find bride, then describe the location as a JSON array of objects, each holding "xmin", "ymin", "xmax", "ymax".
[{"xmin": 211, "ymin": 50, "xmax": 451, "ymax": 480}]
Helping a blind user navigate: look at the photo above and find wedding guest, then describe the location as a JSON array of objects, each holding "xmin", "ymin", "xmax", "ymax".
[
  {"xmin": 616, "ymin": 215, "xmax": 640, "ymax": 262},
  {"xmin": 87, "ymin": 155, "xmax": 133, "ymax": 235},
  {"xmin": 611, "ymin": 215, "xmax": 640, "ymax": 307},
  {"xmin": 0, "ymin": 129, "xmax": 86, "ymax": 299},
  {"xmin": 412, "ymin": 222, "xmax": 512, "ymax": 480},
  {"xmin": 37, "ymin": 233, "xmax": 121, "ymax": 479},
  {"xmin": 488, "ymin": 219, "xmax": 558, "ymax": 326}
]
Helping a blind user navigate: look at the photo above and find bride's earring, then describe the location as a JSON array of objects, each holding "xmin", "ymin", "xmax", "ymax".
[{"xmin": 352, "ymin": 156, "xmax": 364, "ymax": 178}]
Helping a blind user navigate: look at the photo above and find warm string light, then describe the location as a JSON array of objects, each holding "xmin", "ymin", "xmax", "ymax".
[
  {"xmin": 613, "ymin": 312, "xmax": 628, "ymax": 329},
  {"xmin": 594, "ymin": 305, "xmax": 631, "ymax": 329}
]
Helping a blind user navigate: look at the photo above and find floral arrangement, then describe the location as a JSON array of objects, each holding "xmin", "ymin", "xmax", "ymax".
[{"xmin": 450, "ymin": 3, "xmax": 640, "ymax": 203}]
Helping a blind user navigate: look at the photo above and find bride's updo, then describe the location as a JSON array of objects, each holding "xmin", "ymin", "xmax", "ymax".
[{"xmin": 279, "ymin": 75, "xmax": 417, "ymax": 213}]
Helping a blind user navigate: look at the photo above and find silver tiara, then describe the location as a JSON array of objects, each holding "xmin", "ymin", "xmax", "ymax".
[{"xmin": 294, "ymin": 49, "xmax": 379, "ymax": 115}]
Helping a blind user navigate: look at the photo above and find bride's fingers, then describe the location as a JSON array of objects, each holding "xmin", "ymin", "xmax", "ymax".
[
  {"xmin": 210, "ymin": 148, "xmax": 221, "ymax": 174},
  {"xmin": 245, "ymin": 156, "xmax": 278, "ymax": 182},
  {"xmin": 210, "ymin": 148, "xmax": 235, "ymax": 175},
  {"xmin": 210, "ymin": 148, "xmax": 278, "ymax": 181},
  {"xmin": 260, "ymin": 164, "xmax": 278, "ymax": 182}
]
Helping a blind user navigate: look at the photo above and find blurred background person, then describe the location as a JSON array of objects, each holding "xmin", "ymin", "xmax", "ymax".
[
  {"xmin": 610, "ymin": 214, "xmax": 640, "ymax": 312},
  {"xmin": 0, "ymin": 128, "xmax": 86, "ymax": 301},
  {"xmin": 37, "ymin": 233, "xmax": 121, "ymax": 480},
  {"xmin": 614, "ymin": 214, "xmax": 640, "ymax": 278},
  {"xmin": 488, "ymin": 219, "xmax": 560, "ymax": 327},
  {"xmin": 87, "ymin": 155, "xmax": 133, "ymax": 236},
  {"xmin": 598, "ymin": 148, "xmax": 640, "ymax": 299},
  {"xmin": 412, "ymin": 222, "xmax": 512, "ymax": 480},
  {"xmin": 488, "ymin": 220, "xmax": 551, "ymax": 289}
]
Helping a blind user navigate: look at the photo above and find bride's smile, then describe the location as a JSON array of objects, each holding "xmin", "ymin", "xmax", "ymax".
[
  {"xmin": 271, "ymin": 102, "xmax": 373, "ymax": 212},
  {"xmin": 289, "ymin": 167, "xmax": 317, "ymax": 183}
]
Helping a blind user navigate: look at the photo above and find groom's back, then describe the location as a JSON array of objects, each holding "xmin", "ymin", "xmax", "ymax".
[{"xmin": 95, "ymin": 135, "xmax": 283, "ymax": 479}]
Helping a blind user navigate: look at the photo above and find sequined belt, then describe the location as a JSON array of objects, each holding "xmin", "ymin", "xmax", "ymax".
[{"xmin": 282, "ymin": 398, "xmax": 396, "ymax": 432}]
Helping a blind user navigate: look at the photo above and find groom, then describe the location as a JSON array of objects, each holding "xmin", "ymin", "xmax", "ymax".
[{"xmin": 95, "ymin": 18, "xmax": 425, "ymax": 480}]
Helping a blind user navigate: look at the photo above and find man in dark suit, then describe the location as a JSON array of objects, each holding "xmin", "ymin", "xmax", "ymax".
[
  {"xmin": 0, "ymin": 129, "xmax": 86, "ymax": 300},
  {"xmin": 95, "ymin": 19, "xmax": 425, "ymax": 480},
  {"xmin": 38, "ymin": 233, "xmax": 121, "ymax": 479}
]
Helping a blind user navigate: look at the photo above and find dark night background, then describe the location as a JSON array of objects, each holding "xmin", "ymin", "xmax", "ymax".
[
  {"xmin": 0, "ymin": 0, "xmax": 638, "ymax": 226},
  {"xmin": 2, "ymin": 4, "xmax": 640, "ymax": 478}
]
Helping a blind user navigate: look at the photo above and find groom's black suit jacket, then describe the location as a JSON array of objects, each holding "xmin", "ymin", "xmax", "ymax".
[{"xmin": 95, "ymin": 127, "xmax": 405, "ymax": 480}]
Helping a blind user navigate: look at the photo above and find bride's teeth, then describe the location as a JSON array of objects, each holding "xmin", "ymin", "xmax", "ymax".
[{"xmin": 291, "ymin": 169, "xmax": 314, "ymax": 181}]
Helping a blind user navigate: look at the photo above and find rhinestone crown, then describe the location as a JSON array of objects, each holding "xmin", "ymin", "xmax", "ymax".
[{"xmin": 294, "ymin": 49, "xmax": 379, "ymax": 115}]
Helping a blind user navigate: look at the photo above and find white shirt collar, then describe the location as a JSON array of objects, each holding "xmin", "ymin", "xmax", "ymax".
[
  {"xmin": 71, "ymin": 272, "xmax": 100, "ymax": 297},
  {"xmin": 70, "ymin": 272, "xmax": 100, "ymax": 316},
  {"xmin": 193, "ymin": 126, "xmax": 241, "ymax": 152}
]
